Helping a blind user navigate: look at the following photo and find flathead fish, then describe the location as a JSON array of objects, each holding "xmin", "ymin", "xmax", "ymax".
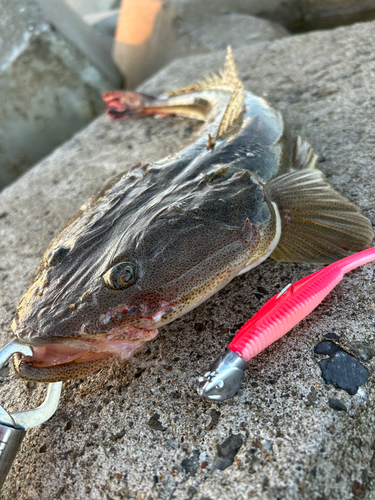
[{"xmin": 12, "ymin": 49, "xmax": 373, "ymax": 381}]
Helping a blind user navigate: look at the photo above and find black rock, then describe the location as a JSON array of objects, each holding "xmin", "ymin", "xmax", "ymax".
[
  {"xmin": 314, "ymin": 340, "xmax": 342, "ymax": 356},
  {"xmin": 320, "ymin": 351, "xmax": 369, "ymax": 395},
  {"xmin": 181, "ymin": 450, "xmax": 199, "ymax": 476},
  {"xmin": 328, "ymin": 398, "xmax": 347, "ymax": 412},
  {"xmin": 324, "ymin": 332, "xmax": 341, "ymax": 340},
  {"xmin": 213, "ymin": 434, "xmax": 243, "ymax": 470},
  {"xmin": 147, "ymin": 413, "xmax": 166, "ymax": 431}
]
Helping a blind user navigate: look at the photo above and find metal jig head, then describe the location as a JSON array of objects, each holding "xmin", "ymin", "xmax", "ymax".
[{"xmin": 197, "ymin": 349, "xmax": 247, "ymax": 401}]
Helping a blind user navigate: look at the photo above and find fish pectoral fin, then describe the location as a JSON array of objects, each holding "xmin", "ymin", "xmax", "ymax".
[
  {"xmin": 266, "ymin": 169, "xmax": 374, "ymax": 264},
  {"xmin": 292, "ymin": 136, "xmax": 318, "ymax": 170}
]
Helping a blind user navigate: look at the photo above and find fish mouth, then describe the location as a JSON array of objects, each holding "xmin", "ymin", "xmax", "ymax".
[
  {"xmin": 13, "ymin": 324, "xmax": 159, "ymax": 382},
  {"xmin": 12, "ymin": 300, "xmax": 176, "ymax": 382}
]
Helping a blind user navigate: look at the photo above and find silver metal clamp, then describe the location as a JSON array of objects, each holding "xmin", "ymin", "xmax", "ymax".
[{"xmin": 0, "ymin": 340, "xmax": 62, "ymax": 487}]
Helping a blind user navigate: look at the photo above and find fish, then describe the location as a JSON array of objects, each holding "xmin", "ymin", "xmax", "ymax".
[{"xmin": 12, "ymin": 48, "xmax": 373, "ymax": 382}]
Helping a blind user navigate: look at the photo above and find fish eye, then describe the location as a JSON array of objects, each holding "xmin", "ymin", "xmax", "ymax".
[
  {"xmin": 46, "ymin": 247, "xmax": 70, "ymax": 267},
  {"xmin": 103, "ymin": 262, "xmax": 136, "ymax": 290}
]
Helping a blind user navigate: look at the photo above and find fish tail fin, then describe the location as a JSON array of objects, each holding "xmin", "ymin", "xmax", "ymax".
[{"xmin": 266, "ymin": 169, "xmax": 374, "ymax": 264}]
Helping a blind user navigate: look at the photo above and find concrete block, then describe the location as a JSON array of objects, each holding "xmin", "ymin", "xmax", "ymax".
[
  {"xmin": 0, "ymin": 19, "xmax": 375, "ymax": 500},
  {"xmin": 67, "ymin": 0, "xmax": 120, "ymax": 16},
  {"xmin": 37, "ymin": 0, "xmax": 121, "ymax": 85},
  {"xmin": 169, "ymin": 0, "xmax": 375, "ymax": 32},
  {"xmin": 84, "ymin": 9, "xmax": 120, "ymax": 38},
  {"xmin": 0, "ymin": 0, "xmax": 121, "ymax": 189},
  {"xmin": 175, "ymin": 12, "xmax": 289, "ymax": 53}
]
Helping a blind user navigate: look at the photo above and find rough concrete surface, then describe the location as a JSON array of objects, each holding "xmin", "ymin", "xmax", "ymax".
[{"xmin": 0, "ymin": 20, "xmax": 375, "ymax": 500}]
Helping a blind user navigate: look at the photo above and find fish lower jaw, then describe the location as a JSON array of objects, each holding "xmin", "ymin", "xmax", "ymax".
[{"xmin": 13, "ymin": 326, "xmax": 159, "ymax": 382}]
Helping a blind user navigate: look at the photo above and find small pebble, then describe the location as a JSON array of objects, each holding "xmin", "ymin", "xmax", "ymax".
[
  {"xmin": 147, "ymin": 413, "xmax": 166, "ymax": 431},
  {"xmin": 213, "ymin": 434, "xmax": 243, "ymax": 470},
  {"xmin": 314, "ymin": 340, "xmax": 341, "ymax": 356},
  {"xmin": 320, "ymin": 351, "xmax": 369, "ymax": 395},
  {"xmin": 181, "ymin": 450, "xmax": 199, "ymax": 476},
  {"xmin": 328, "ymin": 398, "xmax": 347, "ymax": 412},
  {"xmin": 324, "ymin": 332, "xmax": 340, "ymax": 340}
]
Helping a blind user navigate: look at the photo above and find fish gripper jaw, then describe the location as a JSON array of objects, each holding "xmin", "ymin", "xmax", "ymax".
[
  {"xmin": 196, "ymin": 349, "xmax": 248, "ymax": 401},
  {"xmin": 0, "ymin": 340, "xmax": 62, "ymax": 487}
]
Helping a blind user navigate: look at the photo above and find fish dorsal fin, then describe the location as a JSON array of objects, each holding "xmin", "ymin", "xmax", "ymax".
[
  {"xmin": 221, "ymin": 46, "xmax": 242, "ymax": 89},
  {"xmin": 167, "ymin": 47, "xmax": 243, "ymax": 94},
  {"xmin": 167, "ymin": 47, "xmax": 245, "ymax": 145},
  {"xmin": 216, "ymin": 80, "xmax": 245, "ymax": 139}
]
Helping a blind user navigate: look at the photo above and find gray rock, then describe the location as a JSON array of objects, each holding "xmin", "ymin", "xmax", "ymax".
[
  {"xmin": 67, "ymin": 0, "xmax": 120, "ymax": 16},
  {"xmin": 213, "ymin": 434, "xmax": 243, "ymax": 470},
  {"xmin": 328, "ymin": 398, "xmax": 347, "ymax": 412},
  {"xmin": 37, "ymin": 0, "xmax": 121, "ymax": 85},
  {"xmin": 1, "ymin": 19, "xmax": 375, "ymax": 500},
  {"xmin": 0, "ymin": 0, "xmax": 120, "ymax": 189},
  {"xmin": 181, "ymin": 450, "xmax": 199, "ymax": 476},
  {"xmin": 324, "ymin": 332, "xmax": 341, "ymax": 340},
  {"xmin": 84, "ymin": 9, "xmax": 119, "ymax": 38},
  {"xmin": 206, "ymin": 409, "xmax": 221, "ymax": 430},
  {"xmin": 147, "ymin": 413, "xmax": 167, "ymax": 431},
  {"xmin": 306, "ymin": 386, "xmax": 318, "ymax": 406}
]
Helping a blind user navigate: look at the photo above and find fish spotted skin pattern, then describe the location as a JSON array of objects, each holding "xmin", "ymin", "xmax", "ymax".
[{"xmin": 12, "ymin": 48, "xmax": 373, "ymax": 381}]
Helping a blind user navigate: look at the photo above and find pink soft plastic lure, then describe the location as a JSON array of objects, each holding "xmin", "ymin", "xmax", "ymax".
[{"xmin": 197, "ymin": 247, "xmax": 375, "ymax": 401}]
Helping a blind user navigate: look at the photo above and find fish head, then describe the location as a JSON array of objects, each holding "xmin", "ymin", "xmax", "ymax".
[{"xmin": 12, "ymin": 161, "xmax": 279, "ymax": 381}]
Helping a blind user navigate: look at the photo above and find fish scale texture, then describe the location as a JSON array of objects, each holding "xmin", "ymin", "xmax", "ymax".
[{"xmin": 0, "ymin": 20, "xmax": 375, "ymax": 500}]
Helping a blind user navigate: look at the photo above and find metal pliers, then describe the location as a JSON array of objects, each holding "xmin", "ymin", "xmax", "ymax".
[{"xmin": 0, "ymin": 340, "xmax": 62, "ymax": 487}]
